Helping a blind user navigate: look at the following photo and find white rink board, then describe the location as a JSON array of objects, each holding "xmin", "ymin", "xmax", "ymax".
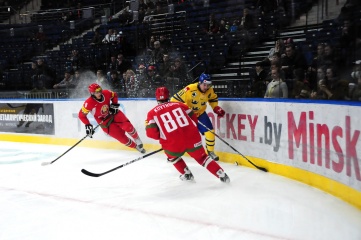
[{"xmin": 1, "ymin": 99, "xmax": 361, "ymax": 192}]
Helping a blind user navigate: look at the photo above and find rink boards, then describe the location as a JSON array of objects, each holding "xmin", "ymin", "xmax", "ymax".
[{"xmin": 0, "ymin": 98, "xmax": 360, "ymax": 210}]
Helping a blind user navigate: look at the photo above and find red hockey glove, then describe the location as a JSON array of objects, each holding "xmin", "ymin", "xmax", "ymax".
[
  {"xmin": 109, "ymin": 103, "xmax": 120, "ymax": 115},
  {"xmin": 213, "ymin": 106, "xmax": 225, "ymax": 117}
]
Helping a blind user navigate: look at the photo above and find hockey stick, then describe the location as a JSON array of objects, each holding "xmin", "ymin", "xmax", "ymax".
[
  {"xmin": 41, "ymin": 119, "xmax": 107, "ymax": 166},
  {"xmin": 198, "ymin": 121, "xmax": 268, "ymax": 172},
  {"xmin": 81, "ymin": 148, "xmax": 163, "ymax": 177}
]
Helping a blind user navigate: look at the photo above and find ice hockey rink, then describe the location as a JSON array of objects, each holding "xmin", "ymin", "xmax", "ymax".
[{"xmin": 1, "ymin": 141, "xmax": 361, "ymax": 240}]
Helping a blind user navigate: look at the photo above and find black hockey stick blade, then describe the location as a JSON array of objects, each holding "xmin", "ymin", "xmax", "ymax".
[
  {"xmin": 81, "ymin": 148, "xmax": 163, "ymax": 177},
  {"xmin": 255, "ymin": 166, "xmax": 268, "ymax": 172},
  {"xmin": 198, "ymin": 120, "xmax": 268, "ymax": 172}
]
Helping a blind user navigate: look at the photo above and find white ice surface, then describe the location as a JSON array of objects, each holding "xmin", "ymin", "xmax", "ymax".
[{"xmin": 0, "ymin": 141, "xmax": 360, "ymax": 240}]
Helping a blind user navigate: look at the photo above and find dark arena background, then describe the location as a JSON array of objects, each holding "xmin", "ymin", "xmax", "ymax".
[{"xmin": 0, "ymin": 0, "xmax": 360, "ymax": 100}]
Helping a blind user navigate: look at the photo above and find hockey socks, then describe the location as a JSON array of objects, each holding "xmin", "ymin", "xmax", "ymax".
[
  {"xmin": 204, "ymin": 130, "xmax": 216, "ymax": 152},
  {"xmin": 172, "ymin": 158, "xmax": 188, "ymax": 174},
  {"xmin": 127, "ymin": 127, "xmax": 140, "ymax": 141}
]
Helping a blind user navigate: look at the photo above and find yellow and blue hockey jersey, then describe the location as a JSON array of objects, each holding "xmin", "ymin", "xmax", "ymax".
[{"xmin": 170, "ymin": 83, "xmax": 219, "ymax": 117}]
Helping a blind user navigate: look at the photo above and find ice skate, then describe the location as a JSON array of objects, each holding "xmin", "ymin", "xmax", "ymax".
[
  {"xmin": 135, "ymin": 144, "xmax": 146, "ymax": 154},
  {"xmin": 179, "ymin": 172, "xmax": 194, "ymax": 181},
  {"xmin": 179, "ymin": 167, "xmax": 194, "ymax": 181},
  {"xmin": 208, "ymin": 151, "xmax": 219, "ymax": 161},
  {"xmin": 220, "ymin": 173, "xmax": 230, "ymax": 183},
  {"xmin": 134, "ymin": 137, "xmax": 144, "ymax": 149},
  {"xmin": 134, "ymin": 137, "xmax": 145, "ymax": 153},
  {"xmin": 217, "ymin": 169, "xmax": 230, "ymax": 183}
]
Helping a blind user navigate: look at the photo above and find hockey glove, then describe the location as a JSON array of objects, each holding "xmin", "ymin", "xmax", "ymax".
[
  {"xmin": 109, "ymin": 103, "xmax": 120, "ymax": 115},
  {"xmin": 213, "ymin": 106, "xmax": 225, "ymax": 117},
  {"xmin": 85, "ymin": 124, "xmax": 95, "ymax": 138}
]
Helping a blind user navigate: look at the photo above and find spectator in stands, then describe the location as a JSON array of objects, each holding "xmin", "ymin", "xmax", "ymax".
[
  {"xmin": 350, "ymin": 60, "xmax": 361, "ymax": 83},
  {"xmin": 310, "ymin": 67, "xmax": 327, "ymax": 99},
  {"xmin": 115, "ymin": 53, "xmax": 132, "ymax": 76},
  {"xmin": 90, "ymin": 29, "xmax": 102, "ymax": 45},
  {"xmin": 290, "ymin": 68, "xmax": 311, "ymax": 99},
  {"xmin": 150, "ymin": 41, "xmax": 165, "ymax": 65},
  {"xmin": 350, "ymin": 75, "xmax": 361, "ymax": 101},
  {"xmin": 247, "ymin": 61, "xmax": 268, "ymax": 98},
  {"xmin": 144, "ymin": 6, "xmax": 154, "ymax": 18},
  {"xmin": 323, "ymin": 43, "xmax": 340, "ymax": 68},
  {"xmin": 147, "ymin": 65, "xmax": 164, "ymax": 90},
  {"xmin": 206, "ymin": 13, "xmax": 219, "ymax": 35},
  {"xmin": 218, "ymin": 18, "xmax": 229, "ymax": 35},
  {"xmin": 239, "ymin": 8, "xmax": 254, "ymax": 30},
  {"xmin": 30, "ymin": 61, "xmax": 45, "ymax": 91},
  {"xmin": 138, "ymin": 7, "xmax": 146, "ymax": 23},
  {"xmin": 34, "ymin": 58, "xmax": 55, "ymax": 89},
  {"xmin": 159, "ymin": 35, "xmax": 171, "ymax": 53},
  {"xmin": 124, "ymin": 69, "xmax": 138, "ymax": 98},
  {"xmin": 159, "ymin": 54, "xmax": 172, "ymax": 78},
  {"xmin": 72, "ymin": 70, "xmax": 82, "ymax": 89},
  {"xmin": 115, "ymin": 31, "xmax": 129, "ymax": 55},
  {"xmin": 308, "ymin": 43, "xmax": 325, "ymax": 89},
  {"xmin": 281, "ymin": 44, "xmax": 307, "ymax": 80},
  {"xmin": 148, "ymin": 35, "xmax": 156, "ymax": 51},
  {"xmin": 339, "ymin": 18, "xmax": 360, "ymax": 50},
  {"xmin": 34, "ymin": 29, "xmax": 47, "ymax": 43},
  {"xmin": 339, "ymin": 18, "xmax": 361, "ymax": 66},
  {"xmin": 106, "ymin": 55, "xmax": 118, "ymax": 77},
  {"xmin": 119, "ymin": 10, "xmax": 133, "ymax": 25},
  {"xmin": 326, "ymin": 66, "xmax": 340, "ymax": 83},
  {"xmin": 95, "ymin": 70, "xmax": 108, "ymax": 88},
  {"xmin": 138, "ymin": 0, "xmax": 148, "ymax": 10},
  {"xmin": 265, "ymin": 39, "xmax": 285, "ymax": 63},
  {"xmin": 153, "ymin": 3, "xmax": 166, "ymax": 15},
  {"xmin": 339, "ymin": 0, "xmax": 361, "ymax": 21},
  {"xmin": 229, "ymin": 20, "xmax": 239, "ymax": 32},
  {"xmin": 167, "ymin": 57, "xmax": 188, "ymax": 83},
  {"xmin": 283, "ymin": 38, "xmax": 294, "ymax": 47},
  {"xmin": 137, "ymin": 64, "xmax": 151, "ymax": 97},
  {"xmin": 67, "ymin": 49, "xmax": 84, "ymax": 72},
  {"xmin": 108, "ymin": 70, "xmax": 125, "ymax": 93},
  {"xmin": 102, "ymin": 29, "xmax": 115, "ymax": 44},
  {"xmin": 264, "ymin": 68, "xmax": 288, "ymax": 98},
  {"xmin": 65, "ymin": 10, "xmax": 77, "ymax": 21},
  {"xmin": 53, "ymin": 70, "xmax": 74, "ymax": 89},
  {"xmin": 267, "ymin": 57, "xmax": 285, "ymax": 81},
  {"xmin": 312, "ymin": 66, "xmax": 349, "ymax": 100},
  {"xmin": 271, "ymin": 52, "xmax": 282, "ymax": 63},
  {"xmin": 63, "ymin": 10, "xmax": 76, "ymax": 22}
]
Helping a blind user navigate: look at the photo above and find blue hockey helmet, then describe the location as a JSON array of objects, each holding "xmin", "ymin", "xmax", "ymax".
[{"xmin": 199, "ymin": 73, "xmax": 212, "ymax": 85}]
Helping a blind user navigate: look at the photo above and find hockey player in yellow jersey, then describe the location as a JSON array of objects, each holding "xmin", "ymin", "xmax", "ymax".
[{"xmin": 170, "ymin": 73, "xmax": 225, "ymax": 161}]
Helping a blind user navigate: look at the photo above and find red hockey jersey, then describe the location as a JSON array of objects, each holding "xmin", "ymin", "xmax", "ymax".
[
  {"xmin": 78, "ymin": 89, "xmax": 118, "ymax": 125},
  {"xmin": 146, "ymin": 102, "xmax": 202, "ymax": 153}
]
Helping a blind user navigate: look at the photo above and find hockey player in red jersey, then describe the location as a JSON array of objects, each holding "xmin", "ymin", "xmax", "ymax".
[
  {"xmin": 78, "ymin": 83, "xmax": 146, "ymax": 153},
  {"xmin": 145, "ymin": 86, "xmax": 230, "ymax": 182}
]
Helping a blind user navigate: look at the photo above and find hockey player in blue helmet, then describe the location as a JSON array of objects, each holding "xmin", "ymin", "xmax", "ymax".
[{"xmin": 170, "ymin": 73, "xmax": 226, "ymax": 161}]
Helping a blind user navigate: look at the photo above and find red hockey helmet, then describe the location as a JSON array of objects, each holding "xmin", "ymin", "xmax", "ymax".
[
  {"xmin": 155, "ymin": 87, "xmax": 170, "ymax": 101},
  {"xmin": 88, "ymin": 83, "xmax": 102, "ymax": 95}
]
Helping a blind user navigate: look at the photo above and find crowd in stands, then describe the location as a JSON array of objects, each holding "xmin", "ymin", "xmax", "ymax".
[
  {"xmin": 246, "ymin": 16, "xmax": 361, "ymax": 101},
  {"xmin": 0, "ymin": 0, "xmax": 360, "ymax": 102}
]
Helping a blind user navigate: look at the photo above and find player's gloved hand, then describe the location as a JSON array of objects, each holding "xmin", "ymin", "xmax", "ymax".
[
  {"xmin": 109, "ymin": 103, "xmax": 120, "ymax": 115},
  {"xmin": 85, "ymin": 124, "xmax": 95, "ymax": 138},
  {"xmin": 213, "ymin": 106, "xmax": 225, "ymax": 117}
]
